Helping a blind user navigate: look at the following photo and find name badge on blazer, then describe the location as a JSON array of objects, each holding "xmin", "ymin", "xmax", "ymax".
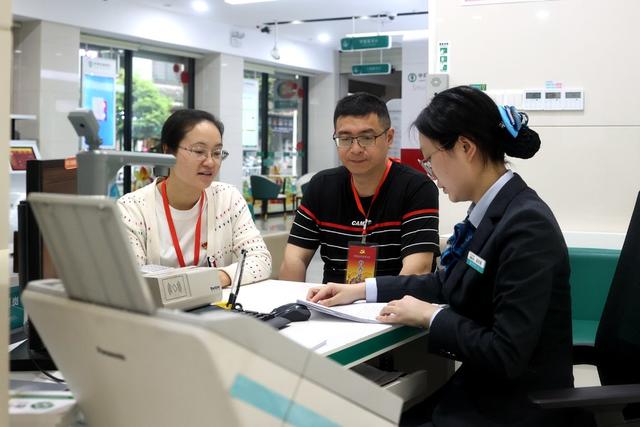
[{"xmin": 466, "ymin": 251, "xmax": 486, "ymax": 274}]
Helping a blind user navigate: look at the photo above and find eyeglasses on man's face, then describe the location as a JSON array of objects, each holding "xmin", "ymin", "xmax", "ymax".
[
  {"xmin": 179, "ymin": 145, "xmax": 229, "ymax": 161},
  {"xmin": 332, "ymin": 128, "xmax": 390, "ymax": 149}
]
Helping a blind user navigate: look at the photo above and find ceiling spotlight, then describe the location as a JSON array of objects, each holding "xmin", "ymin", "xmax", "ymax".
[
  {"xmin": 271, "ymin": 22, "xmax": 280, "ymax": 60},
  {"xmin": 317, "ymin": 33, "xmax": 330, "ymax": 43},
  {"xmin": 260, "ymin": 25, "xmax": 271, "ymax": 34},
  {"xmin": 191, "ymin": 0, "xmax": 209, "ymax": 13},
  {"xmin": 359, "ymin": 15, "xmax": 370, "ymax": 20},
  {"xmin": 291, "ymin": 20, "xmax": 303, "ymax": 25}
]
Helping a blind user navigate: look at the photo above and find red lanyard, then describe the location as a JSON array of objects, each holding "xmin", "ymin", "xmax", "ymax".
[
  {"xmin": 350, "ymin": 159, "xmax": 392, "ymax": 242},
  {"xmin": 160, "ymin": 180, "xmax": 205, "ymax": 267}
]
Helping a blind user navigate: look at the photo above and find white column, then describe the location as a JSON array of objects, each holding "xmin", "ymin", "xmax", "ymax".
[
  {"xmin": 195, "ymin": 53, "xmax": 244, "ymax": 191},
  {"xmin": 12, "ymin": 21, "xmax": 80, "ymax": 159},
  {"xmin": 1, "ymin": 0, "xmax": 12, "ymax": 420},
  {"xmin": 400, "ymin": 39, "xmax": 429, "ymax": 150},
  {"xmin": 308, "ymin": 67, "xmax": 340, "ymax": 173}
]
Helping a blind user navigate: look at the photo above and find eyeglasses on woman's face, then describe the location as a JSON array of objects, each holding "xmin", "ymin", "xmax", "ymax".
[
  {"xmin": 418, "ymin": 146, "xmax": 445, "ymax": 181},
  {"xmin": 179, "ymin": 145, "xmax": 229, "ymax": 161},
  {"xmin": 332, "ymin": 128, "xmax": 390, "ymax": 149}
]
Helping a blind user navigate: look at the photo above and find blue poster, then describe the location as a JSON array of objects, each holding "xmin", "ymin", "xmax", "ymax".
[{"xmin": 82, "ymin": 73, "xmax": 116, "ymax": 149}]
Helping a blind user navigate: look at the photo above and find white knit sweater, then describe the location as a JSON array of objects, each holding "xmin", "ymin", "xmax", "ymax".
[{"xmin": 117, "ymin": 179, "xmax": 271, "ymax": 285}]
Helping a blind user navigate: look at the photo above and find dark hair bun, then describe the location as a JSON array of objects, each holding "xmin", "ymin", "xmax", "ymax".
[{"xmin": 502, "ymin": 127, "xmax": 541, "ymax": 159}]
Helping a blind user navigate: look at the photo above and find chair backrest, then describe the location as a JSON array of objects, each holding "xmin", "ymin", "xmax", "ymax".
[
  {"xmin": 569, "ymin": 247, "xmax": 620, "ymax": 322},
  {"xmin": 250, "ymin": 175, "xmax": 280, "ymax": 199},
  {"xmin": 261, "ymin": 231, "xmax": 290, "ymax": 279},
  {"xmin": 595, "ymin": 191, "xmax": 640, "ymax": 386},
  {"xmin": 296, "ymin": 172, "xmax": 315, "ymax": 196}
]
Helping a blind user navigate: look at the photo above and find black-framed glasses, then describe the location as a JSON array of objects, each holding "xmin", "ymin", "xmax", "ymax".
[
  {"xmin": 179, "ymin": 146, "xmax": 229, "ymax": 161},
  {"xmin": 332, "ymin": 128, "xmax": 390, "ymax": 149}
]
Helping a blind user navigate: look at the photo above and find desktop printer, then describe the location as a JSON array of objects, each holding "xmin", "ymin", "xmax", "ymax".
[{"xmin": 143, "ymin": 266, "xmax": 222, "ymax": 310}]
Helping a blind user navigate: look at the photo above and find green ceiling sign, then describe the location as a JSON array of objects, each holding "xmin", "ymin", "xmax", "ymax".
[
  {"xmin": 341, "ymin": 35, "xmax": 391, "ymax": 51},
  {"xmin": 352, "ymin": 63, "xmax": 392, "ymax": 76}
]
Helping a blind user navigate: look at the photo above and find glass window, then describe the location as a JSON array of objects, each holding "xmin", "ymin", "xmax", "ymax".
[
  {"xmin": 242, "ymin": 69, "xmax": 262, "ymax": 177},
  {"xmin": 129, "ymin": 52, "xmax": 190, "ymax": 191},
  {"xmin": 80, "ymin": 42, "xmax": 193, "ymax": 195},
  {"xmin": 267, "ymin": 72, "xmax": 304, "ymax": 178}
]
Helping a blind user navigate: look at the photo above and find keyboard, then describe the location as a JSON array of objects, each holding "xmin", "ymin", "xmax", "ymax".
[{"xmin": 187, "ymin": 305, "xmax": 290, "ymax": 329}]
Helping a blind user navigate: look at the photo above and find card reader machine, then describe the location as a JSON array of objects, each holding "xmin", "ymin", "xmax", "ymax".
[{"xmin": 143, "ymin": 266, "xmax": 222, "ymax": 311}]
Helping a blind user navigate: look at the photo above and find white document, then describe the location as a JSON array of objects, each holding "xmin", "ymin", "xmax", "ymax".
[
  {"xmin": 296, "ymin": 299, "xmax": 386, "ymax": 324},
  {"xmin": 140, "ymin": 264, "xmax": 173, "ymax": 275}
]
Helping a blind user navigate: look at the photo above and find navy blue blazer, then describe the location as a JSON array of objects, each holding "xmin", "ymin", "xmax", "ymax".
[{"xmin": 377, "ymin": 174, "xmax": 573, "ymax": 426}]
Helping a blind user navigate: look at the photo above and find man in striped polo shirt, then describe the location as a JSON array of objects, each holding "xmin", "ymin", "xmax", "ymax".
[{"xmin": 280, "ymin": 93, "xmax": 440, "ymax": 284}]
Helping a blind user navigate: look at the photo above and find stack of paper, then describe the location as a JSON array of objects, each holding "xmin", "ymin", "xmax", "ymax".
[{"xmin": 296, "ymin": 299, "xmax": 387, "ymax": 323}]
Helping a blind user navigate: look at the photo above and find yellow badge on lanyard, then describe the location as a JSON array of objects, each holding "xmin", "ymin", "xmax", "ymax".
[{"xmin": 345, "ymin": 242, "xmax": 377, "ymax": 284}]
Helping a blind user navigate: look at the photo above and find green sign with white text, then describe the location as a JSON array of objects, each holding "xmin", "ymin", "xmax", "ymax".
[
  {"xmin": 341, "ymin": 35, "xmax": 391, "ymax": 51},
  {"xmin": 352, "ymin": 63, "xmax": 392, "ymax": 76}
]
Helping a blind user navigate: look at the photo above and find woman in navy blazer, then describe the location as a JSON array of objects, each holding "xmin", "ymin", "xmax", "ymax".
[{"xmin": 308, "ymin": 86, "xmax": 573, "ymax": 426}]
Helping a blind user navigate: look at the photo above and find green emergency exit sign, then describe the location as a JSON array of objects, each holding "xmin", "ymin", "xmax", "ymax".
[
  {"xmin": 341, "ymin": 35, "xmax": 391, "ymax": 51},
  {"xmin": 352, "ymin": 63, "xmax": 392, "ymax": 76}
]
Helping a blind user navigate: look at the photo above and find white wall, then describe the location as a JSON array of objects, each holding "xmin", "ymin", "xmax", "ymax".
[
  {"xmin": 1, "ymin": 0, "xmax": 11, "ymax": 421},
  {"xmin": 195, "ymin": 53, "xmax": 245, "ymax": 191},
  {"xmin": 13, "ymin": 0, "xmax": 336, "ymax": 74},
  {"xmin": 431, "ymin": 0, "xmax": 640, "ymax": 235},
  {"xmin": 308, "ymin": 68, "xmax": 341, "ymax": 173},
  {"xmin": 401, "ymin": 39, "xmax": 429, "ymax": 150},
  {"xmin": 13, "ymin": 21, "xmax": 80, "ymax": 159}
]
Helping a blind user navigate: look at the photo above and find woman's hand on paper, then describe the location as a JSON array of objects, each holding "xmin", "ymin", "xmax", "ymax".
[
  {"xmin": 377, "ymin": 296, "xmax": 440, "ymax": 328},
  {"xmin": 307, "ymin": 282, "xmax": 365, "ymax": 306}
]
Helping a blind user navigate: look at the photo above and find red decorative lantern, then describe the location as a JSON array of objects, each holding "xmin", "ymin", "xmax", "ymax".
[
  {"xmin": 173, "ymin": 63, "xmax": 181, "ymax": 73},
  {"xmin": 180, "ymin": 70, "xmax": 190, "ymax": 84}
]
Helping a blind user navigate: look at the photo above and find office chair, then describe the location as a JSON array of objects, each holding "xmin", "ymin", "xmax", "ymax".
[
  {"xmin": 293, "ymin": 172, "xmax": 314, "ymax": 211},
  {"xmin": 531, "ymin": 191, "xmax": 640, "ymax": 427},
  {"xmin": 249, "ymin": 175, "xmax": 287, "ymax": 220}
]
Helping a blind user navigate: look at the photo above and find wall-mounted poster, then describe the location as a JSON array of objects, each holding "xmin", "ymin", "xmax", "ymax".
[{"xmin": 81, "ymin": 57, "xmax": 117, "ymax": 149}]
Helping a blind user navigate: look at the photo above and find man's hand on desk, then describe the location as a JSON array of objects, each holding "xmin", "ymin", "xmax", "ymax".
[
  {"xmin": 307, "ymin": 282, "xmax": 365, "ymax": 306},
  {"xmin": 377, "ymin": 296, "xmax": 439, "ymax": 328}
]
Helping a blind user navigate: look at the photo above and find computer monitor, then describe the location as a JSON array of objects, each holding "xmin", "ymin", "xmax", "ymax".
[{"xmin": 11, "ymin": 158, "xmax": 77, "ymax": 371}]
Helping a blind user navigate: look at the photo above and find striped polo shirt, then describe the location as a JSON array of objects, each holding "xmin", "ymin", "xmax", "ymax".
[{"xmin": 288, "ymin": 161, "xmax": 440, "ymax": 283}]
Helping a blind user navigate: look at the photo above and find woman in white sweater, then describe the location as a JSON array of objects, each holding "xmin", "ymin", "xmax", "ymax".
[{"xmin": 118, "ymin": 109, "xmax": 271, "ymax": 286}]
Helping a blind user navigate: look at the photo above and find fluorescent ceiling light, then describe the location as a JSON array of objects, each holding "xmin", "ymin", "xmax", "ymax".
[
  {"xmin": 290, "ymin": 20, "xmax": 303, "ymax": 25},
  {"xmin": 191, "ymin": 0, "xmax": 209, "ymax": 12},
  {"xmin": 224, "ymin": 0, "xmax": 277, "ymax": 4},
  {"xmin": 345, "ymin": 30, "xmax": 429, "ymax": 41}
]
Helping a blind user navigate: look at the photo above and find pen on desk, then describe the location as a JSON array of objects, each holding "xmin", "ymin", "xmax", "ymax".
[{"xmin": 226, "ymin": 249, "xmax": 247, "ymax": 308}]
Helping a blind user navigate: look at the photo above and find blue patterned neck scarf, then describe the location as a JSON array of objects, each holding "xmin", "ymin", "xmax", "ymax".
[{"xmin": 440, "ymin": 218, "xmax": 476, "ymax": 274}]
